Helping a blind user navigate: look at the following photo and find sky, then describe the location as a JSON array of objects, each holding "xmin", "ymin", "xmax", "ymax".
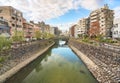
[{"xmin": 0, "ymin": 0, "xmax": 120, "ymax": 31}]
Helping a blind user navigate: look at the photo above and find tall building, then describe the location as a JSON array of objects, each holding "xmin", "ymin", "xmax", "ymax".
[
  {"xmin": 69, "ymin": 25, "xmax": 76, "ymax": 37},
  {"xmin": 89, "ymin": 4, "xmax": 114, "ymax": 37},
  {"xmin": 0, "ymin": 6, "xmax": 23, "ymax": 36},
  {"xmin": 50, "ymin": 27, "xmax": 55, "ymax": 35},
  {"xmin": 112, "ymin": 18, "xmax": 120, "ymax": 39},
  {"xmin": 89, "ymin": 10, "xmax": 100, "ymax": 37},
  {"xmin": 23, "ymin": 19, "xmax": 34, "ymax": 39},
  {"xmin": 37, "ymin": 21, "xmax": 45, "ymax": 33},
  {"xmin": 99, "ymin": 4, "xmax": 114, "ymax": 37},
  {"xmin": 77, "ymin": 18, "xmax": 89, "ymax": 36}
]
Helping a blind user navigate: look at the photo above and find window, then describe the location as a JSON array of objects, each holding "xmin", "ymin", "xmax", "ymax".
[
  {"xmin": 18, "ymin": 13, "xmax": 21, "ymax": 16},
  {"xmin": 0, "ymin": 17, "xmax": 3, "ymax": 19},
  {"xmin": 12, "ymin": 17, "xmax": 15, "ymax": 20},
  {"xmin": 16, "ymin": 18, "xmax": 18, "ymax": 21},
  {"xmin": 12, "ymin": 24, "xmax": 15, "ymax": 27},
  {"xmin": 116, "ymin": 24, "xmax": 118, "ymax": 27},
  {"xmin": 101, "ymin": 17, "xmax": 104, "ymax": 19}
]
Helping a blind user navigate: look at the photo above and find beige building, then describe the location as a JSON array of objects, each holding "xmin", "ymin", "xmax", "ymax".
[
  {"xmin": 23, "ymin": 19, "xmax": 34, "ymax": 39},
  {"xmin": 0, "ymin": 6, "xmax": 23, "ymax": 36},
  {"xmin": 77, "ymin": 18, "xmax": 89, "ymax": 36},
  {"xmin": 89, "ymin": 4, "xmax": 114, "ymax": 37},
  {"xmin": 99, "ymin": 4, "xmax": 114, "ymax": 37}
]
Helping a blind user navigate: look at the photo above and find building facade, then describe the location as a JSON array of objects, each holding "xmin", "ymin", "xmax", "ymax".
[
  {"xmin": 23, "ymin": 19, "xmax": 34, "ymax": 39},
  {"xmin": 89, "ymin": 4, "xmax": 114, "ymax": 37},
  {"xmin": 89, "ymin": 10, "xmax": 100, "ymax": 37},
  {"xmin": 69, "ymin": 25, "xmax": 76, "ymax": 37},
  {"xmin": 0, "ymin": 6, "xmax": 23, "ymax": 36},
  {"xmin": 77, "ymin": 18, "xmax": 89, "ymax": 36},
  {"xmin": 112, "ymin": 18, "xmax": 120, "ymax": 39},
  {"xmin": 0, "ymin": 17, "xmax": 10, "ymax": 37},
  {"xmin": 99, "ymin": 4, "xmax": 114, "ymax": 37}
]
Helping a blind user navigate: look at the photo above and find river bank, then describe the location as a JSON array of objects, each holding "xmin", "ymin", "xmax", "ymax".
[
  {"xmin": 0, "ymin": 40, "xmax": 55, "ymax": 83},
  {"xmin": 69, "ymin": 39, "xmax": 120, "ymax": 83}
]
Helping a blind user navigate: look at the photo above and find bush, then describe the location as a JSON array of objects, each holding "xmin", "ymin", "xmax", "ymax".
[
  {"xmin": 0, "ymin": 56, "xmax": 4, "ymax": 63},
  {"xmin": 12, "ymin": 31, "xmax": 24, "ymax": 42},
  {"xmin": 82, "ymin": 38, "xmax": 89, "ymax": 43},
  {"xmin": 0, "ymin": 36, "xmax": 12, "ymax": 51}
]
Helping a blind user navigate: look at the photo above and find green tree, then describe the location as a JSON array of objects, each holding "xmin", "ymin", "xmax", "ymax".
[
  {"xmin": 12, "ymin": 30, "xmax": 24, "ymax": 42},
  {"xmin": 0, "ymin": 36, "xmax": 12, "ymax": 51},
  {"xmin": 34, "ymin": 31, "xmax": 42, "ymax": 40}
]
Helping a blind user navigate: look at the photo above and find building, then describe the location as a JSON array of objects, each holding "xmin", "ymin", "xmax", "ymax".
[
  {"xmin": 30, "ymin": 21, "xmax": 41, "ymax": 33},
  {"xmin": 0, "ymin": 17, "xmax": 10, "ymax": 37},
  {"xmin": 23, "ymin": 19, "xmax": 34, "ymax": 39},
  {"xmin": 0, "ymin": 6, "xmax": 23, "ymax": 36},
  {"xmin": 37, "ymin": 21, "xmax": 46, "ymax": 33},
  {"xmin": 74, "ymin": 24, "xmax": 80, "ymax": 38},
  {"xmin": 69, "ymin": 25, "xmax": 76, "ymax": 37},
  {"xmin": 89, "ymin": 4, "xmax": 114, "ymax": 37},
  {"xmin": 89, "ymin": 10, "xmax": 100, "ymax": 37},
  {"xmin": 45, "ymin": 25, "xmax": 50, "ymax": 33},
  {"xmin": 77, "ymin": 18, "xmax": 89, "ymax": 36},
  {"xmin": 54, "ymin": 27, "xmax": 61, "ymax": 36},
  {"xmin": 112, "ymin": 18, "xmax": 120, "ymax": 39},
  {"xmin": 99, "ymin": 4, "xmax": 114, "ymax": 37},
  {"xmin": 50, "ymin": 27, "xmax": 55, "ymax": 35}
]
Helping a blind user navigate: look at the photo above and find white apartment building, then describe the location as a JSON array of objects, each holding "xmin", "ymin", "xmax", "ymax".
[
  {"xmin": 76, "ymin": 18, "xmax": 89, "ymax": 37},
  {"xmin": 99, "ymin": 4, "xmax": 114, "ymax": 37},
  {"xmin": 112, "ymin": 18, "xmax": 120, "ymax": 39},
  {"xmin": 74, "ymin": 24, "xmax": 79, "ymax": 38}
]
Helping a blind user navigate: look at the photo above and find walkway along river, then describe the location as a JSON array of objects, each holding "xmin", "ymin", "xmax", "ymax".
[{"xmin": 5, "ymin": 41, "xmax": 98, "ymax": 83}]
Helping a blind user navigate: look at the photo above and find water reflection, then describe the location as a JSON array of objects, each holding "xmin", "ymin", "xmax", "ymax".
[{"xmin": 5, "ymin": 41, "xmax": 98, "ymax": 83}]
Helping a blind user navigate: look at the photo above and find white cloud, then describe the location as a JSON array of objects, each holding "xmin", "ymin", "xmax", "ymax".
[
  {"xmin": 79, "ymin": 0, "xmax": 102, "ymax": 10},
  {"xmin": 0, "ymin": 0, "xmax": 102, "ymax": 22},
  {"xmin": 114, "ymin": 7, "xmax": 120, "ymax": 19}
]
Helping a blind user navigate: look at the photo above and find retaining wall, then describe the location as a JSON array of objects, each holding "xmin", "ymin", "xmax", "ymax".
[{"xmin": 69, "ymin": 40, "xmax": 120, "ymax": 83}]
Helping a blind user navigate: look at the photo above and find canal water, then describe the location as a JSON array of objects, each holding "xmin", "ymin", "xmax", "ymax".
[{"xmin": 6, "ymin": 41, "xmax": 98, "ymax": 83}]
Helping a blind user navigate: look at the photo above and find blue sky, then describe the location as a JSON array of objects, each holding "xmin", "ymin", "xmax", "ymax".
[
  {"xmin": 0, "ymin": 0, "xmax": 120, "ymax": 31},
  {"xmin": 45, "ymin": 0, "xmax": 120, "ymax": 31}
]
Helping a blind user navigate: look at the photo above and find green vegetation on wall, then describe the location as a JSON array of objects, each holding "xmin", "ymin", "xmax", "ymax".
[{"xmin": 0, "ymin": 36, "xmax": 12, "ymax": 51}]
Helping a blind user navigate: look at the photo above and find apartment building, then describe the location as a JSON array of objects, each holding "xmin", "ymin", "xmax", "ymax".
[
  {"xmin": 0, "ymin": 6, "xmax": 23, "ymax": 36},
  {"xmin": 23, "ymin": 19, "xmax": 34, "ymax": 39},
  {"xmin": 89, "ymin": 10, "xmax": 100, "ymax": 37},
  {"xmin": 69, "ymin": 25, "xmax": 76, "ymax": 37},
  {"xmin": 99, "ymin": 4, "xmax": 114, "ymax": 37},
  {"xmin": 89, "ymin": 4, "xmax": 114, "ymax": 37},
  {"xmin": 77, "ymin": 18, "xmax": 89, "ymax": 36},
  {"xmin": 30, "ymin": 21, "xmax": 41, "ymax": 33},
  {"xmin": 0, "ymin": 17, "xmax": 10, "ymax": 37},
  {"xmin": 112, "ymin": 18, "xmax": 120, "ymax": 39}
]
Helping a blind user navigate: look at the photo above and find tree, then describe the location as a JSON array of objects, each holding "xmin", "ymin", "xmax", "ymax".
[
  {"xmin": 0, "ymin": 36, "xmax": 12, "ymax": 51},
  {"xmin": 34, "ymin": 31, "xmax": 42, "ymax": 40},
  {"xmin": 12, "ymin": 30, "xmax": 24, "ymax": 42},
  {"xmin": 42, "ymin": 32, "xmax": 55, "ymax": 39}
]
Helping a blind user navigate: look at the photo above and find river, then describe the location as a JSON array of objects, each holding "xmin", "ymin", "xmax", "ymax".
[{"xmin": 5, "ymin": 40, "xmax": 98, "ymax": 83}]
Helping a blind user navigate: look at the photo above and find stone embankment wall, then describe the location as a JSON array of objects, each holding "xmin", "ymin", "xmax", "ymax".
[
  {"xmin": 69, "ymin": 40, "xmax": 120, "ymax": 83},
  {"xmin": 0, "ymin": 40, "xmax": 54, "ymax": 75}
]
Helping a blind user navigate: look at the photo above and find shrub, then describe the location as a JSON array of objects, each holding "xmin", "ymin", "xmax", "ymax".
[
  {"xmin": 0, "ymin": 36, "xmax": 12, "ymax": 51},
  {"xmin": 0, "ymin": 56, "xmax": 5, "ymax": 63}
]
